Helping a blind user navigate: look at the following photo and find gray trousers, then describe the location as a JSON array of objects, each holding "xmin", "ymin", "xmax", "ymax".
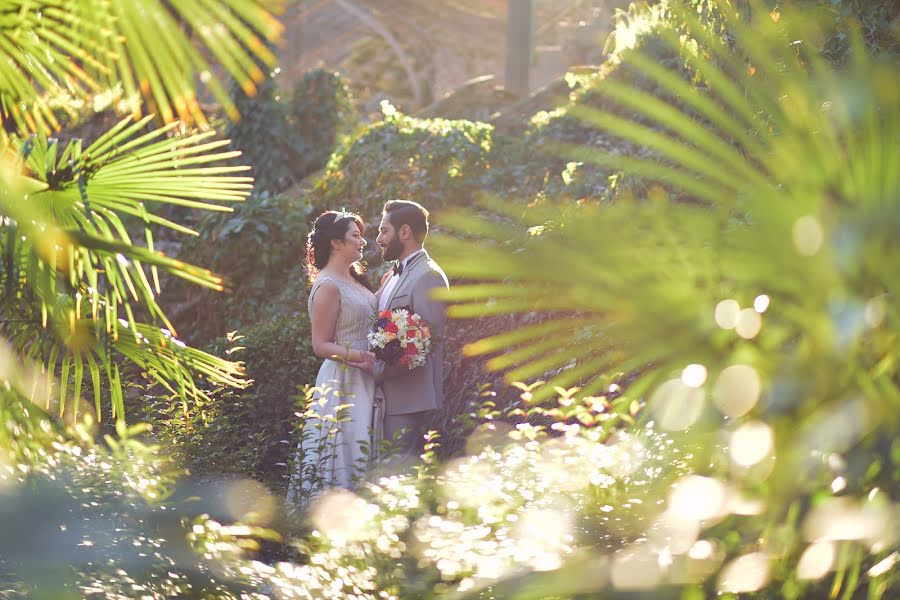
[{"xmin": 383, "ymin": 410, "xmax": 432, "ymax": 457}]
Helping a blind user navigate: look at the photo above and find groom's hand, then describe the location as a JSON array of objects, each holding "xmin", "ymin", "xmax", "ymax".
[{"xmin": 374, "ymin": 360, "xmax": 412, "ymax": 384}]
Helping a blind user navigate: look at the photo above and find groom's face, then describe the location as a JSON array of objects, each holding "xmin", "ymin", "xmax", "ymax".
[{"xmin": 377, "ymin": 215, "xmax": 404, "ymax": 262}]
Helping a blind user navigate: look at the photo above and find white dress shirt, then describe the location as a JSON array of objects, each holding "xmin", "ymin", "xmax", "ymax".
[{"xmin": 378, "ymin": 250, "xmax": 423, "ymax": 311}]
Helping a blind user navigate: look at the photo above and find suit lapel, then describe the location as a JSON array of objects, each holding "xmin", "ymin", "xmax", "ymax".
[{"xmin": 387, "ymin": 251, "xmax": 427, "ymax": 308}]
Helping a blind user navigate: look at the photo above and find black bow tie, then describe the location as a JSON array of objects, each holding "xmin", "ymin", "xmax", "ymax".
[{"xmin": 394, "ymin": 261, "xmax": 404, "ymax": 276}]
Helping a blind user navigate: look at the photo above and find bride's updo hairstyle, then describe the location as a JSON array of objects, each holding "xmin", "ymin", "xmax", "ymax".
[{"xmin": 305, "ymin": 210, "xmax": 371, "ymax": 289}]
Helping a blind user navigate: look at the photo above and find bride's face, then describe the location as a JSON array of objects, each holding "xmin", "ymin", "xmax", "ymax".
[{"xmin": 333, "ymin": 221, "xmax": 366, "ymax": 263}]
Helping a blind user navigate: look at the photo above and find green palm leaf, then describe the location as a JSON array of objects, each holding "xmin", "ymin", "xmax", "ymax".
[
  {"xmin": 433, "ymin": 1, "xmax": 899, "ymax": 417},
  {"xmin": 1, "ymin": 116, "xmax": 252, "ymax": 418},
  {"xmin": 0, "ymin": 0, "xmax": 284, "ymax": 134}
]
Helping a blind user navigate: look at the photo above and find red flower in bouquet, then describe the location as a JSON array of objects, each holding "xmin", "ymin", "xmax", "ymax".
[{"xmin": 368, "ymin": 307, "xmax": 432, "ymax": 369}]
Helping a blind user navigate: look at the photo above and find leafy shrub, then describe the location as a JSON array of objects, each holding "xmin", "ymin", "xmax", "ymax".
[
  {"xmin": 0, "ymin": 393, "xmax": 278, "ymax": 599},
  {"xmin": 146, "ymin": 317, "xmax": 321, "ymax": 490},
  {"xmin": 226, "ymin": 67, "xmax": 358, "ymax": 195},
  {"xmin": 285, "ymin": 68, "xmax": 359, "ymax": 176},
  {"xmin": 311, "ymin": 103, "xmax": 494, "ymax": 217},
  {"xmin": 225, "ymin": 73, "xmax": 285, "ymax": 194},
  {"xmin": 169, "ymin": 192, "xmax": 311, "ymax": 345},
  {"xmin": 804, "ymin": 0, "xmax": 899, "ymax": 64}
]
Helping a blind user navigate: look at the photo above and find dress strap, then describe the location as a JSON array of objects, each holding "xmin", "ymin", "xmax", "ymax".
[{"xmin": 309, "ymin": 275, "xmax": 338, "ymax": 305}]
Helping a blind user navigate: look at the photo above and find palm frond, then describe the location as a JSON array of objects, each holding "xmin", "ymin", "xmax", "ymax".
[
  {"xmin": 0, "ymin": 116, "xmax": 252, "ymax": 418},
  {"xmin": 0, "ymin": 0, "xmax": 284, "ymax": 134},
  {"xmin": 434, "ymin": 1, "xmax": 900, "ymax": 420}
]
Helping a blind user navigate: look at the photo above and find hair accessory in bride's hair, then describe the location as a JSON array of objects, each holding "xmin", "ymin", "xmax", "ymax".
[
  {"xmin": 333, "ymin": 207, "xmax": 354, "ymax": 222},
  {"xmin": 309, "ymin": 209, "xmax": 351, "ymax": 239}
]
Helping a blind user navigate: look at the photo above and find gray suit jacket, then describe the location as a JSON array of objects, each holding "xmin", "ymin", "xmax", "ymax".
[{"xmin": 375, "ymin": 250, "xmax": 449, "ymax": 415}]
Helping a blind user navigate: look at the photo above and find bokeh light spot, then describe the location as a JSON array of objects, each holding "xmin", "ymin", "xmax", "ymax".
[
  {"xmin": 513, "ymin": 508, "xmax": 572, "ymax": 571},
  {"xmin": 224, "ymin": 479, "xmax": 275, "ymax": 525},
  {"xmin": 793, "ymin": 215, "xmax": 824, "ymax": 256},
  {"xmin": 669, "ymin": 476, "xmax": 725, "ymax": 522},
  {"xmin": 867, "ymin": 552, "xmax": 898, "ymax": 578},
  {"xmin": 730, "ymin": 422, "xmax": 773, "ymax": 467},
  {"xmin": 753, "ymin": 294, "xmax": 770, "ymax": 313},
  {"xmin": 713, "ymin": 365, "xmax": 761, "ymax": 418},
  {"xmin": 718, "ymin": 552, "xmax": 770, "ymax": 593},
  {"xmin": 611, "ymin": 545, "xmax": 663, "ymax": 589},
  {"xmin": 681, "ymin": 364, "xmax": 707, "ymax": 388},
  {"xmin": 688, "ymin": 540, "xmax": 715, "ymax": 560},
  {"xmin": 311, "ymin": 488, "xmax": 371, "ymax": 545},
  {"xmin": 803, "ymin": 497, "xmax": 890, "ymax": 544},
  {"xmin": 715, "ymin": 299, "xmax": 740, "ymax": 329},
  {"xmin": 650, "ymin": 379, "xmax": 705, "ymax": 431},
  {"xmin": 864, "ymin": 297, "xmax": 885, "ymax": 328},
  {"xmin": 797, "ymin": 542, "xmax": 835, "ymax": 580},
  {"xmin": 735, "ymin": 308, "xmax": 762, "ymax": 339}
]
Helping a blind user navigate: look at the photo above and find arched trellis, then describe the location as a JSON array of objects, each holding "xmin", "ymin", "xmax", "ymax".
[{"xmin": 333, "ymin": 0, "xmax": 423, "ymax": 106}]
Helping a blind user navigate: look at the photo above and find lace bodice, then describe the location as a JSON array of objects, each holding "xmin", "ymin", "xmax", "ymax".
[{"xmin": 308, "ymin": 275, "xmax": 376, "ymax": 346}]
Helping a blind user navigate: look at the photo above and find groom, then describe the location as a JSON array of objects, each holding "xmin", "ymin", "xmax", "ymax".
[{"xmin": 375, "ymin": 200, "xmax": 449, "ymax": 456}]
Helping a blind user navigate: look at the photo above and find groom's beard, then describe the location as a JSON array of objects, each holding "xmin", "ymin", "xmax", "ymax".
[{"xmin": 381, "ymin": 237, "xmax": 404, "ymax": 262}]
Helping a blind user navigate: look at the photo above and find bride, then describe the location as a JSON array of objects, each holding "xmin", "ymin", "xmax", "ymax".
[{"xmin": 286, "ymin": 210, "xmax": 377, "ymax": 505}]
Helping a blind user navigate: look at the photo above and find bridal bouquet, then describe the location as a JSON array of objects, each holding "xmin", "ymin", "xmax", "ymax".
[{"xmin": 368, "ymin": 307, "xmax": 432, "ymax": 369}]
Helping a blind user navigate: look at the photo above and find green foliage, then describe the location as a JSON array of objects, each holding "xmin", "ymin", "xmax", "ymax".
[
  {"xmin": 782, "ymin": 0, "xmax": 900, "ymax": 64},
  {"xmin": 233, "ymin": 408, "xmax": 693, "ymax": 599},
  {"xmin": 312, "ymin": 103, "xmax": 494, "ymax": 217},
  {"xmin": 0, "ymin": 0, "xmax": 283, "ymax": 134},
  {"xmin": 287, "ymin": 68, "xmax": 360, "ymax": 175},
  {"xmin": 226, "ymin": 67, "xmax": 358, "ymax": 195},
  {"xmin": 170, "ymin": 192, "xmax": 311, "ymax": 343},
  {"xmin": 146, "ymin": 318, "xmax": 320, "ymax": 489},
  {"xmin": 428, "ymin": 1, "xmax": 900, "ymax": 596},
  {"xmin": 0, "ymin": 389, "xmax": 280, "ymax": 599},
  {"xmin": 0, "ymin": 117, "xmax": 250, "ymax": 420},
  {"xmin": 4, "ymin": 0, "xmax": 899, "ymax": 598}
]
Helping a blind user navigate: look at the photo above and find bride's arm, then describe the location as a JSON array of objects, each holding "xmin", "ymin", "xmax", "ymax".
[{"xmin": 310, "ymin": 281, "xmax": 370, "ymax": 364}]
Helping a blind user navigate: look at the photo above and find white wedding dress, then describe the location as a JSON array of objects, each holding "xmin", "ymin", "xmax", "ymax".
[{"xmin": 287, "ymin": 275, "xmax": 377, "ymax": 506}]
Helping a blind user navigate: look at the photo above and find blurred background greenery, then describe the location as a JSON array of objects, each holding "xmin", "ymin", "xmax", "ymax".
[{"xmin": 1, "ymin": 0, "xmax": 897, "ymax": 598}]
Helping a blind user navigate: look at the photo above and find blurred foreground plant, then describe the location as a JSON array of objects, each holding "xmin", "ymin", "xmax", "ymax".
[
  {"xmin": 0, "ymin": 0, "xmax": 284, "ymax": 133},
  {"xmin": 430, "ymin": 1, "xmax": 899, "ymax": 597}
]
